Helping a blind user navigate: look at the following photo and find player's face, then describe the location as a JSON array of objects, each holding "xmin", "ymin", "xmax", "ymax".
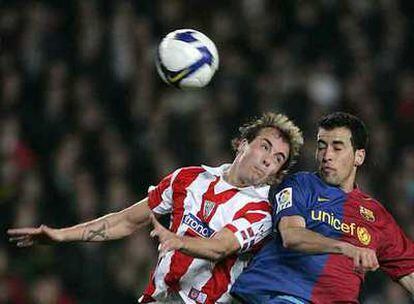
[
  {"xmin": 236, "ymin": 127, "xmax": 290, "ymax": 186},
  {"xmin": 316, "ymin": 127, "xmax": 365, "ymax": 192}
]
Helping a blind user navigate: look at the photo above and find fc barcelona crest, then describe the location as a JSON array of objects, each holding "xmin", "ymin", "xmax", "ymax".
[
  {"xmin": 203, "ymin": 200, "xmax": 216, "ymax": 218},
  {"xmin": 359, "ymin": 206, "xmax": 375, "ymax": 222}
]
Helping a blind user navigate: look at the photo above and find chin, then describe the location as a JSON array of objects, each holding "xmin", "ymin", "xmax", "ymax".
[{"xmin": 321, "ymin": 174, "xmax": 338, "ymax": 186}]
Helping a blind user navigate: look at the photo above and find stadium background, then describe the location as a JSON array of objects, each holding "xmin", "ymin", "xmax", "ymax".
[{"xmin": 1, "ymin": 1, "xmax": 413, "ymax": 303}]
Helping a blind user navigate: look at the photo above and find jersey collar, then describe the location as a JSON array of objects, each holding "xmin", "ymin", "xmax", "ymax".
[{"xmin": 201, "ymin": 164, "xmax": 269, "ymax": 200}]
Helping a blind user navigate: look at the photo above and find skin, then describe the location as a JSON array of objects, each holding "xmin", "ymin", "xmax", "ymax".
[
  {"xmin": 225, "ymin": 127, "xmax": 290, "ymax": 187},
  {"xmin": 316, "ymin": 127, "xmax": 365, "ymax": 192}
]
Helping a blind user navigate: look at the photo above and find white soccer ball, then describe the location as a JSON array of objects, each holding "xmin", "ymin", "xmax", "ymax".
[{"xmin": 155, "ymin": 29, "xmax": 219, "ymax": 89}]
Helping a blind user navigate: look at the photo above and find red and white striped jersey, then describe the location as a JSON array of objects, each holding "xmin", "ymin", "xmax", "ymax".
[{"xmin": 138, "ymin": 164, "xmax": 272, "ymax": 304}]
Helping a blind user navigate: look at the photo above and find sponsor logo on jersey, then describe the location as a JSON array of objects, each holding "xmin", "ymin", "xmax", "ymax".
[
  {"xmin": 203, "ymin": 200, "xmax": 215, "ymax": 218},
  {"xmin": 359, "ymin": 206, "xmax": 375, "ymax": 222},
  {"xmin": 317, "ymin": 196, "xmax": 330, "ymax": 202},
  {"xmin": 311, "ymin": 210, "xmax": 371, "ymax": 246},
  {"xmin": 183, "ymin": 213, "xmax": 215, "ymax": 238},
  {"xmin": 275, "ymin": 187, "xmax": 292, "ymax": 214}
]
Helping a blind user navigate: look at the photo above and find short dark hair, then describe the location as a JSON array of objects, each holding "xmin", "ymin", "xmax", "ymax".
[
  {"xmin": 318, "ymin": 112, "xmax": 368, "ymax": 150},
  {"xmin": 232, "ymin": 112, "xmax": 304, "ymax": 185}
]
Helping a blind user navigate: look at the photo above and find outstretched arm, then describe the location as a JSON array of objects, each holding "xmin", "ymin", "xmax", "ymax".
[
  {"xmin": 8, "ymin": 197, "xmax": 153, "ymax": 246},
  {"xmin": 150, "ymin": 215, "xmax": 240, "ymax": 261},
  {"xmin": 279, "ymin": 215, "xmax": 379, "ymax": 273},
  {"xmin": 399, "ymin": 272, "xmax": 414, "ymax": 296}
]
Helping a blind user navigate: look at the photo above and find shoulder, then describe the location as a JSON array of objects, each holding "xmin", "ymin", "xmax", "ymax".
[
  {"xmin": 169, "ymin": 166, "xmax": 206, "ymax": 183},
  {"xmin": 177, "ymin": 166, "xmax": 206, "ymax": 174},
  {"xmin": 272, "ymin": 171, "xmax": 320, "ymax": 192},
  {"xmin": 353, "ymin": 189, "xmax": 395, "ymax": 221}
]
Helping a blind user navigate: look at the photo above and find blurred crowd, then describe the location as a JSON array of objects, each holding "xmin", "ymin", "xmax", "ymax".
[{"xmin": 1, "ymin": 1, "xmax": 413, "ymax": 303}]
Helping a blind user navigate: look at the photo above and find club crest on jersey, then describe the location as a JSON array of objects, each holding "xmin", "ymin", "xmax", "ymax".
[
  {"xmin": 359, "ymin": 206, "xmax": 375, "ymax": 222},
  {"xmin": 357, "ymin": 226, "xmax": 371, "ymax": 245},
  {"xmin": 203, "ymin": 200, "xmax": 215, "ymax": 218},
  {"xmin": 275, "ymin": 187, "xmax": 292, "ymax": 214},
  {"xmin": 183, "ymin": 213, "xmax": 215, "ymax": 238}
]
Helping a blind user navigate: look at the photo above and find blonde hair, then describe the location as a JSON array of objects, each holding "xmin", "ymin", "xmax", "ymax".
[{"xmin": 232, "ymin": 112, "xmax": 304, "ymax": 185}]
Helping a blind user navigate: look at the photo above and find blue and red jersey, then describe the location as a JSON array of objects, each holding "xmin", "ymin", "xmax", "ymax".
[{"xmin": 231, "ymin": 172, "xmax": 414, "ymax": 304}]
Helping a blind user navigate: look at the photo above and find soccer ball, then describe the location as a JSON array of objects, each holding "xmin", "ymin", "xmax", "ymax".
[{"xmin": 155, "ymin": 29, "xmax": 219, "ymax": 89}]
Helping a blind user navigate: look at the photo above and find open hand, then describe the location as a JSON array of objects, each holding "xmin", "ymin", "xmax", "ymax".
[
  {"xmin": 7, "ymin": 225, "xmax": 63, "ymax": 247},
  {"xmin": 149, "ymin": 214, "xmax": 184, "ymax": 257}
]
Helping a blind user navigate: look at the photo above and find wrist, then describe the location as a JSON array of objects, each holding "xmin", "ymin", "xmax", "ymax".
[
  {"xmin": 334, "ymin": 241, "xmax": 351, "ymax": 254},
  {"xmin": 178, "ymin": 236, "xmax": 186, "ymax": 251}
]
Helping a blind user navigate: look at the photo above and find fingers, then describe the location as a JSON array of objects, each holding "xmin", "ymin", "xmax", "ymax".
[
  {"xmin": 9, "ymin": 235, "xmax": 29, "ymax": 242},
  {"xmin": 150, "ymin": 213, "xmax": 161, "ymax": 228},
  {"xmin": 353, "ymin": 253, "xmax": 362, "ymax": 272},
  {"xmin": 7, "ymin": 227, "xmax": 40, "ymax": 236},
  {"xmin": 361, "ymin": 250, "xmax": 379, "ymax": 271},
  {"xmin": 17, "ymin": 238, "xmax": 35, "ymax": 247},
  {"xmin": 9, "ymin": 235, "xmax": 35, "ymax": 247},
  {"xmin": 353, "ymin": 248, "xmax": 379, "ymax": 273},
  {"xmin": 150, "ymin": 228, "xmax": 158, "ymax": 238},
  {"xmin": 158, "ymin": 239, "xmax": 179, "ymax": 258}
]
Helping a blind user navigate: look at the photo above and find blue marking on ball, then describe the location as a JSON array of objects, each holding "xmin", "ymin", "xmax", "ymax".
[
  {"xmin": 174, "ymin": 31, "xmax": 198, "ymax": 43},
  {"xmin": 197, "ymin": 46, "xmax": 213, "ymax": 66}
]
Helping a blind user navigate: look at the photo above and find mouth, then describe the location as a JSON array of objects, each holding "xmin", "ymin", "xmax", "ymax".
[
  {"xmin": 253, "ymin": 166, "xmax": 265, "ymax": 176},
  {"xmin": 321, "ymin": 166, "xmax": 336, "ymax": 174}
]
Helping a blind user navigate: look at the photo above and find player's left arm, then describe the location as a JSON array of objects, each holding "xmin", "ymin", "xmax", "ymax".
[
  {"xmin": 150, "ymin": 214, "xmax": 239, "ymax": 261},
  {"xmin": 399, "ymin": 272, "xmax": 414, "ymax": 295}
]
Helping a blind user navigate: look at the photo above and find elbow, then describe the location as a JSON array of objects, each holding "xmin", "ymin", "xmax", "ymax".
[
  {"xmin": 208, "ymin": 249, "xmax": 228, "ymax": 262},
  {"xmin": 281, "ymin": 230, "xmax": 299, "ymax": 249},
  {"xmin": 282, "ymin": 239, "xmax": 296, "ymax": 249},
  {"xmin": 208, "ymin": 245, "xmax": 235, "ymax": 262}
]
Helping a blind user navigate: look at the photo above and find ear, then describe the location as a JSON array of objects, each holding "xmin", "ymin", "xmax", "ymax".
[
  {"xmin": 354, "ymin": 149, "xmax": 365, "ymax": 167},
  {"xmin": 237, "ymin": 139, "xmax": 248, "ymax": 154}
]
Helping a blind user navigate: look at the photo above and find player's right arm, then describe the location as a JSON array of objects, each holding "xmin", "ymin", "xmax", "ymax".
[
  {"xmin": 8, "ymin": 197, "xmax": 153, "ymax": 247},
  {"xmin": 278, "ymin": 215, "xmax": 379, "ymax": 272}
]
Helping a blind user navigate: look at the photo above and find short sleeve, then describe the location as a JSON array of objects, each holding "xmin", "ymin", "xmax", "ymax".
[
  {"xmin": 147, "ymin": 171, "xmax": 176, "ymax": 214},
  {"xmin": 224, "ymin": 201, "xmax": 272, "ymax": 253},
  {"xmin": 269, "ymin": 176, "xmax": 307, "ymax": 229},
  {"xmin": 378, "ymin": 211, "xmax": 414, "ymax": 280}
]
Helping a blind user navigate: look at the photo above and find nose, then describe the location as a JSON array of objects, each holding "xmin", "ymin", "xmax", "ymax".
[
  {"xmin": 262, "ymin": 155, "xmax": 271, "ymax": 167},
  {"xmin": 322, "ymin": 146, "xmax": 334, "ymax": 162}
]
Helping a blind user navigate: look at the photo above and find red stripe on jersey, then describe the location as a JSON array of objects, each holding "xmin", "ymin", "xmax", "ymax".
[
  {"xmin": 148, "ymin": 172, "xmax": 173, "ymax": 209},
  {"xmin": 243, "ymin": 212, "xmax": 267, "ymax": 224},
  {"xmin": 225, "ymin": 224, "xmax": 237, "ymax": 233},
  {"xmin": 140, "ymin": 271, "xmax": 157, "ymax": 303},
  {"xmin": 201, "ymin": 255, "xmax": 238, "ymax": 304},
  {"xmin": 164, "ymin": 167, "xmax": 205, "ymax": 291},
  {"xmin": 233, "ymin": 201, "xmax": 271, "ymax": 223},
  {"xmin": 164, "ymin": 251, "xmax": 195, "ymax": 292},
  {"xmin": 170, "ymin": 167, "xmax": 205, "ymax": 233}
]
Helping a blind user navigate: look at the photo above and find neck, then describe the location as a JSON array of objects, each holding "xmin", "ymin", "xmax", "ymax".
[
  {"xmin": 224, "ymin": 165, "xmax": 248, "ymax": 188},
  {"xmin": 340, "ymin": 169, "xmax": 357, "ymax": 193}
]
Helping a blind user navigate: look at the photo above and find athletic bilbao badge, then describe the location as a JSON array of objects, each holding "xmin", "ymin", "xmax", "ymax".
[{"xmin": 203, "ymin": 200, "xmax": 215, "ymax": 218}]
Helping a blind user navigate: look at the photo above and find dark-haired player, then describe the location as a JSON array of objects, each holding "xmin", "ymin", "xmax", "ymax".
[{"xmin": 232, "ymin": 112, "xmax": 414, "ymax": 304}]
